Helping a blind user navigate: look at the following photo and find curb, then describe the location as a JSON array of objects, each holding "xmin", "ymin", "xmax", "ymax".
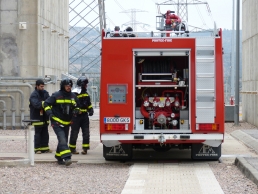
[
  {"xmin": 0, "ymin": 159, "xmax": 30, "ymax": 167},
  {"xmin": 235, "ymin": 157, "xmax": 258, "ymax": 187},
  {"xmin": 231, "ymin": 130, "xmax": 258, "ymax": 154}
]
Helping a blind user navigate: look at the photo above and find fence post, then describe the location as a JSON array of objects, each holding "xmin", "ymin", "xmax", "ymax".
[{"xmin": 28, "ymin": 125, "xmax": 35, "ymax": 166}]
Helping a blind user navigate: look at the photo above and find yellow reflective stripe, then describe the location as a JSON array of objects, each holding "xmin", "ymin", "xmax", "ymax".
[
  {"xmin": 40, "ymin": 147, "xmax": 49, "ymax": 151},
  {"xmin": 44, "ymin": 106, "xmax": 51, "ymax": 111},
  {"xmin": 69, "ymin": 144, "xmax": 76, "ymax": 148},
  {"xmin": 88, "ymin": 105, "xmax": 93, "ymax": 109},
  {"xmin": 55, "ymin": 153, "xmax": 61, "ymax": 157},
  {"xmin": 52, "ymin": 116, "xmax": 71, "ymax": 125},
  {"xmin": 60, "ymin": 149, "xmax": 71, "ymax": 156},
  {"xmin": 77, "ymin": 94, "xmax": 89, "ymax": 98},
  {"xmin": 34, "ymin": 148, "xmax": 41, "ymax": 151},
  {"xmin": 32, "ymin": 122, "xmax": 44, "ymax": 126},
  {"xmin": 82, "ymin": 144, "xmax": 90, "ymax": 148},
  {"xmin": 80, "ymin": 109, "xmax": 87, "ymax": 112},
  {"xmin": 56, "ymin": 99, "xmax": 76, "ymax": 105},
  {"xmin": 42, "ymin": 101, "xmax": 44, "ymax": 108},
  {"xmin": 32, "ymin": 121, "xmax": 49, "ymax": 126}
]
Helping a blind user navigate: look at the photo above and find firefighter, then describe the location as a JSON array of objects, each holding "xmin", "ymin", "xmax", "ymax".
[
  {"xmin": 29, "ymin": 79, "xmax": 52, "ymax": 154},
  {"xmin": 43, "ymin": 78, "xmax": 80, "ymax": 166},
  {"xmin": 110, "ymin": 26, "xmax": 122, "ymax": 37},
  {"xmin": 164, "ymin": 10, "xmax": 182, "ymax": 31},
  {"xmin": 123, "ymin": 26, "xmax": 136, "ymax": 37},
  {"xmin": 69, "ymin": 77, "xmax": 94, "ymax": 155}
]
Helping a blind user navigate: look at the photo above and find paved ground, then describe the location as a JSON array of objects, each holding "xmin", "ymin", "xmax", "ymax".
[{"xmin": 1, "ymin": 107, "xmax": 258, "ymax": 192}]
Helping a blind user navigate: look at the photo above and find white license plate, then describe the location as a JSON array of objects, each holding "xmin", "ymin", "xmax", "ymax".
[{"xmin": 104, "ymin": 117, "xmax": 130, "ymax": 123}]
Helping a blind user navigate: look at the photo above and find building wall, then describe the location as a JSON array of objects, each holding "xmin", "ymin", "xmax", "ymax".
[
  {"xmin": 37, "ymin": 0, "xmax": 69, "ymax": 93},
  {"xmin": 0, "ymin": 0, "xmax": 19, "ymax": 76},
  {"xmin": 0, "ymin": 0, "xmax": 69, "ymax": 128},
  {"xmin": 242, "ymin": 0, "xmax": 258, "ymax": 126}
]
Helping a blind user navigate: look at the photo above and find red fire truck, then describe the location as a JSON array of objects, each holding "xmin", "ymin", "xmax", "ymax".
[{"xmin": 99, "ymin": 20, "xmax": 224, "ymax": 160}]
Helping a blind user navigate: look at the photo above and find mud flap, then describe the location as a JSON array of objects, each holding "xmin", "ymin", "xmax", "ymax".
[
  {"xmin": 191, "ymin": 144, "xmax": 221, "ymax": 160},
  {"xmin": 103, "ymin": 144, "xmax": 132, "ymax": 160}
]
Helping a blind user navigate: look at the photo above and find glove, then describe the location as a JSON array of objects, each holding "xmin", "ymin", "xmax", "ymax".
[{"xmin": 88, "ymin": 108, "xmax": 94, "ymax": 116}]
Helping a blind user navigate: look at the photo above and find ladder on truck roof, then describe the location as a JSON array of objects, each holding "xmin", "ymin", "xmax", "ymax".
[{"xmin": 196, "ymin": 37, "xmax": 215, "ymax": 123}]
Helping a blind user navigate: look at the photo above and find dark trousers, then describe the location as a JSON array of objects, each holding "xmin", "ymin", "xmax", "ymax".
[
  {"xmin": 69, "ymin": 114, "xmax": 90, "ymax": 151},
  {"xmin": 51, "ymin": 122, "xmax": 71, "ymax": 161},
  {"xmin": 34, "ymin": 125, "xmax": 49, "ymax": 152}
]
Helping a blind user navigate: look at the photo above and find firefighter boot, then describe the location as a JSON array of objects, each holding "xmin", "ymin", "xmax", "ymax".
[
  {"xmin": 57, "ymin": 160, "xmax": 65, "ymax": 165},
  {"xmin": 55, "ymin": 155, "xmax": 64, "ymax": 165},
  {"xmin": 70, "ymin": 148, "xmax": 79, "ymax": 154},
  {"xmin": 64, "ymin": 158, "xmax": 72, "ymax": 166},
  {"xmin": 81, "ymin": 149, "xmax": 87, "ymax": 155},
  {"xmin": 45, "ymin": 149, "xmax": 53, "ymax": 153}
]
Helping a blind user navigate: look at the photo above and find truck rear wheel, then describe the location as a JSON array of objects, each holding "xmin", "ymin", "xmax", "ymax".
[
  {"xmin": 191, "ymin": 143, "xmax": 221, "ymax": 160},
  {"xmin": 103, "ymin": 144, "xmax": 133, "ymax": 161}
]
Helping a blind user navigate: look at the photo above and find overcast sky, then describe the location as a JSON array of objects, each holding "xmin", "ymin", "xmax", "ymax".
[{"xmin": 104, "ymin": 0, "xmax": 242, "ymax": 31}]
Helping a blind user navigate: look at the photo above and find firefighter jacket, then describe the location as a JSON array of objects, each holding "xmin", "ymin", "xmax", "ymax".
[
  {"xmin": 43, "ymin": 90, "xmax": 80, "ymax": 126},
  {"xmin": 76, "ymin": 90, "xmax": 93, "ymax": 114},
  {"xmin": 29, "ymin": 88, "xmax": 50, "ymax": 127}
]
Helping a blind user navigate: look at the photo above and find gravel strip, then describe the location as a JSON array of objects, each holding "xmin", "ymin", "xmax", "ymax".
[
  {"xmin": 0, "ymin": 163, "xmax": 131, "ymax": 194},
  {"xmin": 210, "ymin": 163, "xmax": 258, "ymax": 194}
]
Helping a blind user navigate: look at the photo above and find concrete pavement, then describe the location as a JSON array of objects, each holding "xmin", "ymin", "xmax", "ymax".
[{"xmin": 231, "ymin": 129, "xmax": 258, "ymax": 187}]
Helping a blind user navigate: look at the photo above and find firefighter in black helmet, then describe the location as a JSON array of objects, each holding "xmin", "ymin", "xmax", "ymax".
[
  {"xmin": 43, "ymin": 78, "xmax": 80, "ymax": 166},
  {"xmin": 69, "ymin": 76, "xmax": 94, "ymax": 155},
  {"xmin": 29, "ymin": 79, "xmax": 52, "ymax": 154}
]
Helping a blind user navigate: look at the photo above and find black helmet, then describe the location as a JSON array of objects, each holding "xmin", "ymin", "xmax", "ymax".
[
  {"xmin": 114, "ymin": 26, "xmax": 120, "ymax": 31},
  {"xmin": 77, "ymin": 77, "xmax": 88, "ymax": 87},
  {"xmin": 60, "ymin": 78, "xmax": 73, "ymax": 90},
  {"xmin": 125, "ymin": 26, "xmax": 133, "ymax": 31}
]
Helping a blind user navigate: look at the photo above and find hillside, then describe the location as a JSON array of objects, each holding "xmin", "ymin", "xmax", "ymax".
[{"xmin": 68, "ymin": 28, "xmax": 242, "ymax": 79}]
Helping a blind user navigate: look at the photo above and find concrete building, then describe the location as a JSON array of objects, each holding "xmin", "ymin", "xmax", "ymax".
[
  {"xmin": 0, "ymin": 0, "xmax": 69, "ymax": 129},
  {"xmin": 242, "ymin": 0, "xmax": 258, "ymax": 126}
]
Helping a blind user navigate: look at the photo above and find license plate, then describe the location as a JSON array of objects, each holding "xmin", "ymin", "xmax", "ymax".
[{"xmin": 104, "ymin": 117, "xmax": 130, "ymax": 123}]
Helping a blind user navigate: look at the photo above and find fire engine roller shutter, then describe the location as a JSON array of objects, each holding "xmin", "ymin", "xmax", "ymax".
[{"xmin": 196, "ymin": 37, "xmax": 216, "ymax": 123}]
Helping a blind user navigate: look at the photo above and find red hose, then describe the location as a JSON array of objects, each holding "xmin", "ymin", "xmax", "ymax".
[{"xmin": 140, "ymin": 104, "xmax": 149, "ymax": 118}]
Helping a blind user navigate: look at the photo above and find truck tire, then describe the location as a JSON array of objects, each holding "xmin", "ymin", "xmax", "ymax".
[
  {"xmin": 191, "ymin": 143, "xmax": 221, "ymax": 160},
  {"xmin": 103, "ymin": 144, "xmax": 133, "ymax": 161}
]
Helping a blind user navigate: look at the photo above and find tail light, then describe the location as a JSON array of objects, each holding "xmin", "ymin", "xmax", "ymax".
[
  {"xmin": 196, "ymin": 123, "xmax": 219, "ymax": 131},
  {"xmin": 105, "ymin": 124, "xmax": 128, "ymax": 131}
]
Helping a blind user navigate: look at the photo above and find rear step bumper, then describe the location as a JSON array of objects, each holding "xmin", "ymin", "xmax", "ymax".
[{"xmin": 101, "ymin": 134, "xmax": 223, "ymax": 147}]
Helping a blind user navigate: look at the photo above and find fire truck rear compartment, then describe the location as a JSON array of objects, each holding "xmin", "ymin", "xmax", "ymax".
[{"xmin": 134, "ymin": 54, "xmax": 190, "ymax": 131}]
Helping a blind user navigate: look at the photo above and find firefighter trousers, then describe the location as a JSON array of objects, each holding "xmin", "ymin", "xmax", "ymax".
[
  {"xmin": 69, "ymin": 113, "xmax": 90, "ymax": 151},
  {"xmin": 34, "ymin": 125, "xmax": 50, "ymax": 153},
  {"xmin": 51, "ymin": 121, "xmax": 71, "ymax": 161}
]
